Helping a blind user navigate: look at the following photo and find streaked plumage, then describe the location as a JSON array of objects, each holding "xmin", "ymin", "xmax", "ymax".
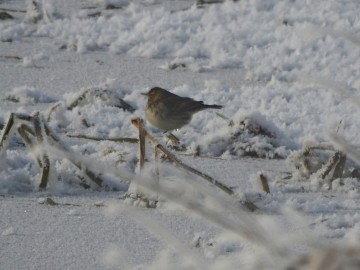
[{"xmin": 142, "ymin": 87, "xmax": 222, "ymax": 131}]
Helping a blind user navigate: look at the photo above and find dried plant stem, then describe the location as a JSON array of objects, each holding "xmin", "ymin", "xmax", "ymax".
[
  {"xmin": 1, "ymin": 113, "xmax": 50, "ymax": 188},
  {"xmin": 320, "ymin": 151, "xmax": 341, "ymax": 179},
  {"xmin": 138, "ymin": 119, "xmax": 146, "ymax": 170},
  {"xmin": 165, "ymin": 132, "xmax": 180, "ymax": 145},
  {"xmin": 67, "ymin": 134, "xmax": 138, "ymax": 143},
  {"xmin": 0, "ymin": 113, "xmax": 32, "ymax": 150},
  {"xmin": 131, "ymin": 117, "xmax": 234, "ymax": 196},
  {"xmin": 67, "ymin": 87, "xmax": 135, "ymax": 112},
  {"xmin": 18, "ymin": 123, "xmax": 50, "ymax": 189},
  {"xmin": 333, "ymin": 153, "xmax": 346, "ymax": 179},
  {"xmin": 154, "ymin": 146, "xmax": 160, "ymax": 181},
  {"xmin": 0, "ymin": 8, "xmax": 26, "ymax": 13},
  {"xmin": 67, "ymin": 88, "xmax": 93, "ymax": 110},
  {"xmin": 33, "ymin": 112, "xmax": 50, "ymax": 188},
  {"xmin": 43, "ymin": 122, "xmax": 104, "ymax": 187},
  {"xmin": 0, "ymin": 115, "xmax": 14, "ymax": 151},
  {"xmin": 302, "ymin": 144, "xmax": 335, "ymax": 156},
  {"xmin": 319, "ymin": 151, "xmax": 346, "ymax": 189},
  {"xmin": 259, "ymin": 173, "xmax": 270, "ymax": 194},
  {"xmin": 46, "ymin": 102, "xmax": 62, "ymax": 122},
  {"xmin": 0, "ymin": 55, "xmax": 22, "ymax": 60}
]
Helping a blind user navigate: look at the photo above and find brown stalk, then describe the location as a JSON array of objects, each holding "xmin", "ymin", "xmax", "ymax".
[
  {"xmin": 259, "ymin": 173, "xmax": 270, "ymax": 194},
  {"xmin": 131, "ymin": 117, "xmax": 234, "ymax": 196},
  {"xmin": 138, "ymin": 118, "xmax": 146, "ymax": 170}
]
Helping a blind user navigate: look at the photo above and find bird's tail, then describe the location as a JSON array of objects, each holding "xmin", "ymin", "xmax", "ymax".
[{"xmin": 204, "ymin": 104, "xmax": 223, "ymax": 109}]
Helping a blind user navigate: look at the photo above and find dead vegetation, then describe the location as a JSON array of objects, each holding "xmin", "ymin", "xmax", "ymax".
[
  {"xmin": 126, "ymin": 117, "xmax": 258, "ymax": 211},
  {"xmin": 0, "ymin": 112, "xmax": 108, "ymax": 189},
  {"xmin": 0, "ymin": 88, "xmax": 136, "ymax": 190},
  {"xmin": 195, "ymin": 112, "xmax": 287, "ymax": 159},
  {"xmin": 287, "ymin": 141, "xmax": 360, "ymax": 190},
  {"xmin": 0, "ymin": 12, "xmax": 13, "ymax": 20}
]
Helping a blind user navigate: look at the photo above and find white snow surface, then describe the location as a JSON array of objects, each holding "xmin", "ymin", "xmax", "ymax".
[{"xmin": 0, "ymin": 0, "xmax": 360, "ymax": 269}]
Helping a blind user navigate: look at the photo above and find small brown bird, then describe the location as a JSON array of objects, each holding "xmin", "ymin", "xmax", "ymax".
[{"xmin": 142, "ymin": 87, "xmax": 223, "ymax": 131}]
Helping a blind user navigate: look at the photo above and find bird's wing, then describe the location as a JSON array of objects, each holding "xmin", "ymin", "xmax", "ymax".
[{"xmin": 161, "ymin": 95, "xmax": 204, "ymax": 115}]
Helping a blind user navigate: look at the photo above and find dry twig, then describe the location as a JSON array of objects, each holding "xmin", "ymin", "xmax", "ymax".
[
  {"xmin": 259, "ymin": 173, "xmax": 270, "ymax": 194},
  {"xmin": 67, "ymin": 134, "xmax": 138, "ymax": 143},
  {"xmin": 131, "ymin": 118, "xmax": 235, "ymax": 196}
]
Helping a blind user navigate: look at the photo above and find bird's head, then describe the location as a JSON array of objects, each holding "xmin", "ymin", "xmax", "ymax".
[{"xmin": 141, "ymin": 87, "xmax": 165, "ymax": 100}]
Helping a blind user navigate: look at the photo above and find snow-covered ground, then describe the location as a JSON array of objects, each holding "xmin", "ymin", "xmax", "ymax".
[{"xmin": 0, "ymin": 0, "xmax": 359, "ymax": 269}]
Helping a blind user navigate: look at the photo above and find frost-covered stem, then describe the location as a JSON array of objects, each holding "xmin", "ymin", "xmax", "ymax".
[
  {"xmin": 259, "ymin": 173, "xmax": 270, "ymax": 194},
  {"xmin": 157, "ymin": 143, "xmax": 234, "ymax": 195},
  {"xmin": 319, "ymin": 152, "xmax": 340, "ymax": 180},
  {"xmin": 302, "ymin": 144, "xmax": 335, "ymax": 156},
  {"xmin": 0, "ymin": 113, "xmax": 16, "ymax": 151},
  {"xmin": 138, "ymin": 118, "xmax": 146, "ymax": 170},
  {"xmin": 18, "ymin": 124, "xmax": 50, "ymax": 189},
  {"xmin": 154, "ymin": 146, "xmax": 160, "ymax": 181},
  {"xmin": 299, "ymin": 143, "xmax": 337, "ymax": 174},
  {"xmin": 0, "ymin": 8, "xmax": 26, "ymax": 13},
  {"xmin": 131, "ymin": 117, "xmax": 234, "ymax": 196},
  {"xmin": 330, "ymin": 152, "xmax": 346, "ymax": 189},
  {"xmin": 319, "ymin": 151, "xmax": 346, "ymax": 189},
  {"xmin": 43, "ymin": 121, "xmax": 103, "ymax": 187},
  {"xmin": 165, "ymin": 132, "xmax": 180, "ymax": 146},
  {"xmin": 46, "ymin": 102, "xmax": 62, "ymax": 122},
  {"xmin": 33, "ymin": 112, "xmax": 50, "ymax": 189},
  {"xmin": 0, "ymin": 113, "xmax": 32, "ymax": 150},
  {"xmin": 67, "ymin": 89, "xmax": 91, "ymax": 110},
  {"xmin": 0, "ymin": 112, "xmax": 51, "ymax": 188},
  {"xmin": 66, "ymin": 134, "xmax": 138, "ymax": 143}
]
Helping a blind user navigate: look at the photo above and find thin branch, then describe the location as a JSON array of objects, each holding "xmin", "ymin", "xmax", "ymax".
[
  {"xmin": 66, "ymin": 134, "xmax": 138, "ymax": 143},
  {"xmin": 0, "ymin": 8, "xmax": 26, "ymax": 13},
  {"xmin": 138, "ymin": 118, "xmax": 146, "ymax": 170},
  {"xmin": 259, "ymin": 173, "xmax": 270, "ymax": 194},
  {"xmin": 131, "ymin": 117, "xmax": 234, "ymax": 196},
  {"xmin": 43, "ymin": 121, "xmax": 104, "ymax": 187}
]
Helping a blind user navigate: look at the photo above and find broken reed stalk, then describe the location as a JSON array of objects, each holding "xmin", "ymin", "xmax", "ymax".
[
  {"xmin": 320, "ymin": 151, "xmax": 346, "ymax": 190},
  {"xmin": 66, "ymin": 87, "xmax": 135, "ymax": 112},
  {"xmin": 165, "ymin": 132, "xmax": 181, "ymax": 146},
  {"xmin": 66, "ymin": 134, "xmax": 138, "ymax": 143},
  {"xmin": 336, "ymin": 120, "xmax": 343, "ymax": 134},
  {"xmin": 67, "ymin": 89, "xmax": 92, "ymax": 110},
  {"xmin": 196, "ymin": 0, "xmax": 225, "ymax": 7},
  {"xmin": 0, "ymin": 113, "xmax": 50, "ymax": 188},
  {"xmin": 138, "ymin": 119, "xmax": 146, "ymax": 170},
  {"xmin": 43, "ymin": 121, "xmax": 104, "ymax": 187},
  {"xmin": 0, "ymin": 112, "xmax": 104, "ymax": 188},
  {"xmin": 131, "ymin": 117, "xmax": 234, "ymax": 196},
  {"xmin": 216, "ymin": 112, "xmax": 234, "ymax": 126},
  {"xmin": 46, "ymin": 102, "xmax": 62, "ymax": 122},
  {"xmin": 18, "ymin": 123, "xmax": 50, "ymax": 189},
  {"xmin": 154, "ymin": 146, "xmax": 160, "ymax": 181},
  {"xmin": 0, "ymin": 56, "xmax": 22, "ymax": 60},
  {"xmin": 0, "ymin": 113, "xmax": 32, "ymax": 150},
  {"xmin": 320, "ymin": 151, "xmax": 342, "ymax": 180},
  {"xmin": 0, "ymin": 8, "xmax": 26, "ymax": 13},
  {"xmin": 259, "ymin": 173, "xmax": 270, "ymax": 194},
  {"xmin": 333, "ymin": 153, "xmax": 346, "ymax": 179},
  {"xmin": 0, "ymin": 115, "xmax": 14, "ymax": 151},
  {"xmin": 302, "ymin": 144, "xmax": 335, "ymax": 156},
  {"xmin": 33, "ymin": 112, "xmax": 50, "ymax": 189}
]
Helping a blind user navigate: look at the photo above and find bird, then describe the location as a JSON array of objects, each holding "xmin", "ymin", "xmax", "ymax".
[{"xmin": 142, "ymin": 87, "xmax": 223, "ymax": 131}]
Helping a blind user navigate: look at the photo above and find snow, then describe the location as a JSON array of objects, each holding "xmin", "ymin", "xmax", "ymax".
[{"xmin": 0, "ymin": 0, "xmax": 360, "ymax": 269}]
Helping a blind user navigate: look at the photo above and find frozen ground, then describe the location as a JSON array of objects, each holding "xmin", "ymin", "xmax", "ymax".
[{"xmin": 0, "ymin": 0, "xmax": 360, "ymax": 269}]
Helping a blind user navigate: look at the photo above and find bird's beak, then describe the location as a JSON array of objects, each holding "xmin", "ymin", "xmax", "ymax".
[{"xmin": 141, "ymin": 92, "xmax": 148, "ymax": 96}]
